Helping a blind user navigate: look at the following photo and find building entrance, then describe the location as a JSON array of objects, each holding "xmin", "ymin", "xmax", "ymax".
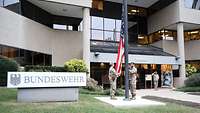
[{"xmin": 91, "ymin": 63, "xmax": 173, "ymax": 89}]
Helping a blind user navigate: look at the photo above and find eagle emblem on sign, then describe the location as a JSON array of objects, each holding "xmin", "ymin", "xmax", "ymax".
[{"xmin": 10, "ymin": 74, "xmax": 21, "ymax": 86}]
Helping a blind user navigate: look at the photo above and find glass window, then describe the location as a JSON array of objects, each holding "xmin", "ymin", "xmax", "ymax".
[
  {"xmin": 92, "ymin": 30, "xmax": 103, "ymax": 40},
  {"xmin": 116, "ymin": 20, "xmax": 121, "ymax": 32},
  {"xmin": 53, "ymin": 24, "xmax": 67, "ymax": 30},
  {"xmin": 184, "ymin": 0, "xmax": 200, "ymax": 10},
  {"xmin": 104, "ymin": 18, "xmax": 115, "ymax": 31},
  {"xmin": 4, "ymin": 0, "xmax": 19, "ymax": 6},
  {"xmin": 104, "ymin": 31, "xmax": 114, "ymax": 41},
  {"xmin": 92, "ymin": 0, "xmax": 103, "ymax": 11},
  {"xmin": 190, "ymin": 30, "xmax": 200, "ymax": 40},
  {"xmin": 138, "ymin": 35, "xmax": 149, "ymax": 44},
  {"xmin": 92, "ymin": 16, "xmax": 103, "ymax": 29},
  {"xmin": 0, "ymin": 0, "xmax": 3, "ymax": 7},
  {"xmin": 184, "ymin": 0, "xmax": 194, "ymax": 8},
  {"xmin": 68, "ymin": 26, "xmax": 73, "ymax": 31},
  {"xmin": 184, "ymin": 32, "xmax": 191, "ymax": 41},
  {"xmin": 115, "ymin": 32, "xmax": 120, "ymax": 41},
  {"xmin": 0, "ymin": 45, "xmax": 52, "ymax": 66},
  {"xmin": 163, "ymin": 31, "xmax": 174, "ymax": 40},
  {"xmin": 138, "ymin": 7, "xmax": 147, "ymax": 16}
]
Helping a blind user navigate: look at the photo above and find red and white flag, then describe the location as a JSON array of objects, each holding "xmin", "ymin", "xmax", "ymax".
[{"xmin": 115, "ymin": 9, "xmax": 125, "ymax": 75}]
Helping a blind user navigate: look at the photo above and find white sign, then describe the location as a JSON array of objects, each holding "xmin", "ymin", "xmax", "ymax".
[
  {"xmin": 7, "ymin": 72, "xmax": 86, "ymax": 88},
  {"xmin": 145, "ymin": 74, "xmax": 152, "ymax": 81}
]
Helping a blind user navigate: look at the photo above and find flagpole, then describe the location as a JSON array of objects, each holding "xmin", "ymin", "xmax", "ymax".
[{"xmin": 123, "ymin": 0, "xmax": 129, "ymax": 100}]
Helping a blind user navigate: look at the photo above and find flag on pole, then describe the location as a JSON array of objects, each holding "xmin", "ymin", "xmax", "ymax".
[{"xmin": 115, "ymin": 6, "xmax": 125, "ymax": 75}]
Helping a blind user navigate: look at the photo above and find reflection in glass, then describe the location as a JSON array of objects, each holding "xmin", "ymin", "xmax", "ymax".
[
  {"xmin": 104, "ymin": 31, "xmax": 114, "ymax": 41},
  {"xmin": 104, "ymin": 18, "xmax": 115, "ymax": 31},
  {"xmin": 4, "ymin": 0, "xmax": 19, "ymax": 6},
  {"xmin": 53, "ymin": 24, "xmax": 67, "ymax": 30},
  {"xmin": 92, "ymin": 0, "xmax": 103, "ymax": 11},
  {"xmin": 116, "ymin": 32, "xmax": 120, "ymax": 41},
  {"xmin": 92, "ymin": 16, "xmax": 103, "ymax": 29},
  {"xmin": 92, "ymin": 30, "xmax": 103, "ymax": 40},
  {"xmin": 184, "ymin": 0, "xmax": 193, "ymax": 8},
  {"xmin": 0, "ymin": 45, "xmax": 52, "ymax": 66},
  {"xmin": 184, "ymin": 0, "xmax": 200, "ymax": 10},
  {"xmin": 0, "ymin": 0, "xmax": 3, "ymax": 7},
  {"xmin": 116, "ymin": 20, "xmax": 121, "ymax": 32}
]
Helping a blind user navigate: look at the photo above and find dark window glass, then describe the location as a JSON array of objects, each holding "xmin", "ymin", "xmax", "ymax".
[
  {"xmin": 0, "ymin": 45, "xmax": 52, "ymax": 66},
  {"xmin": 33, "ymin": 52, "xmax": 45, "ymax": 65},
  {"xmin": 0, "ymin": 45, "xmax": 2, "ymax": 55},
  {"xmin": 45, "ymin": 55, "xmax": 52, "ymax": 66},
  {"xmin": 92, "ymin": 0, "xmax": 103, "ymax": 11},
  {"xmin": 128, "ymin": 6, "xmax": 147, "ymax": 17}
]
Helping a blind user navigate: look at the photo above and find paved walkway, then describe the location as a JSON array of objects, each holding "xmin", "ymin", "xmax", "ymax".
[
  {"xmin": 137, "ymin": 88, "xmax": 200, "ymax": 104},
  {"xmin": 95, "ymin": 88, "xmax": 200, "ymax": 107},
  {"xmin": 95, "ymin": 96, "xmax": 166, "ymax": 107}
]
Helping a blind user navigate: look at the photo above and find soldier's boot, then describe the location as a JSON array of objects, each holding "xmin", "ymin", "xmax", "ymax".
[
  {"xmin": 110, "ymin": 95, "xmax": 117, "ymax": 100},
  {"xmin": 131, "ymin": 93, "xmax": 136, "ymax": 100}
]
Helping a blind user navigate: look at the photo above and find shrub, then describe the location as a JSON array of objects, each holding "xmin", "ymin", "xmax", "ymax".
[
  {"xmin": 83, "ymin": 78, "xmax": 103, "ymax": 91},
  {"xmin": 25, "ymin": 65, "xmax": 66, "ymax": 72},
  {"xmin": 64, "ymin": 59, "xmax": 88, "ymax": 72},
  {"xmin": 177, "ymin": 86, "xmax": 200, "ymax": 92},
  {"xmin": 103, "ymin": 88, "xmax": 124, "ymax": 96},
  {"xmin": 186, "ymin": 64, "xmax": 197, "ymax": 77},
  {"xmin": 80, "ymin": 87, "xmax": 124, "ymax": 96},
  {"xmin": 184, "ymin": 73, "xmax": 200, "ymax": 87},
  {"xmin": 0, "ymin": 56, "xmax": 19, "ymax": 86}
]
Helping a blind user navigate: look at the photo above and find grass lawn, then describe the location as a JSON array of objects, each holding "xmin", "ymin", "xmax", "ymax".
[{"xmin": 0, "ymin": 88, "xmax": 200, "ymax": 113}]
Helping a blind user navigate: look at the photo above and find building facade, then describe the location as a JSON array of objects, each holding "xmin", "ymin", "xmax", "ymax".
[{"xmin": 0, "ymin": 0, "xmax": 200, "ymax": 88}]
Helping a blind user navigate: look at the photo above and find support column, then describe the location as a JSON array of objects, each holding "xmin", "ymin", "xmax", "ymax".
[
  {"xmin": 177, "ymin": 23, "xmax": 186, "ymax": 87},
  {"xmin": 83, "ymin": 7, "xmax": 90, "ymax": 76}
]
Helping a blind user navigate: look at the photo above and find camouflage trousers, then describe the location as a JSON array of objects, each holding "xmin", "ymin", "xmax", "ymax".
[
  {"xmin": 154, "ymin": 81, "xmax": 158, "ymax": 89},
  {"xmin": 130, "ymin": 80, "xmax": 136, "ymax": 97},
  {"xmin": 110, "ymin": 78, "xmax": 117, "ymax": 97}
]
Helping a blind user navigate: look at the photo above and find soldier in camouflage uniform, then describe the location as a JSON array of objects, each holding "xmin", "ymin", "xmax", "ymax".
[
  {"xmin": 129, "ymin": 63, "xmax": 137, "ymax": 100},
  {"xmin": 108, "ymin": 62, "xmax": 118, "ymax": 100}
]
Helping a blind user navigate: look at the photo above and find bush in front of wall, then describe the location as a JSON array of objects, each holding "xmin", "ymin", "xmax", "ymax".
[
  {"xmin": 186, "ymin": 64, "xmax": 197, "ymax": 77},
  {"xmin": 64, "ymin": 59, "xmax": 88, "ymax": 72},
  {"xmin": 83, "ymin": 78, "xmax": 103, "ymax": 92},
  {"xmin": 0, "ymin": 56, "xmax": 19, "ymax": 86},
  {"xmin": 184, "ymin": 73, "xmax": 200, "ymax": 87}
]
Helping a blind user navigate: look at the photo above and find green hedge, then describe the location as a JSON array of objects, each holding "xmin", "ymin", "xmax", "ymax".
[
  {"xmin": 25, "ymin": 65, "xmax": 66, "ymax": 72},
  {"xmin": 0, "ymin": 56, "xmax": 19, "ymax": 86},
  {"xmin": 79, "ymin": 88, "xmax": 124, "ymax": 96},
  {"xmin": 177, "ymin": 86, "xmax": 200, "ymax": 92},
  {"xmin": 25, "ymin": 59, "xmax": 88, "ymax": 73},
  {"xmin": 184, "ymin": 73, "xmax": 200, "ymax": 87}
]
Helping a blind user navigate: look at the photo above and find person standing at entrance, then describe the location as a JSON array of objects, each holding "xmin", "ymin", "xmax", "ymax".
[
  {"xmin": 152, "ymin": 71, "xmax": 159, "ymax": 90},
  {"xmin": 129, "ymin": 63, "xmax": 137, "ymax": 100},
  {"xmin": 108, "ymin": 62, "xmax": 118, "ymax": 100}
]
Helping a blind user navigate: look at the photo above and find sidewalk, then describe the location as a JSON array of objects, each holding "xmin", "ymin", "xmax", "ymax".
[
  {"xmin": 137, "ymin": 88, "xmax": 200, "ymax": 104},
  {"xmin": 95, "ymin": 88, "xmax": 200, "ymax": 108},
  {"xmin": 95, "ymin": 96, "xmax": 166, "ymax": 107}
]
